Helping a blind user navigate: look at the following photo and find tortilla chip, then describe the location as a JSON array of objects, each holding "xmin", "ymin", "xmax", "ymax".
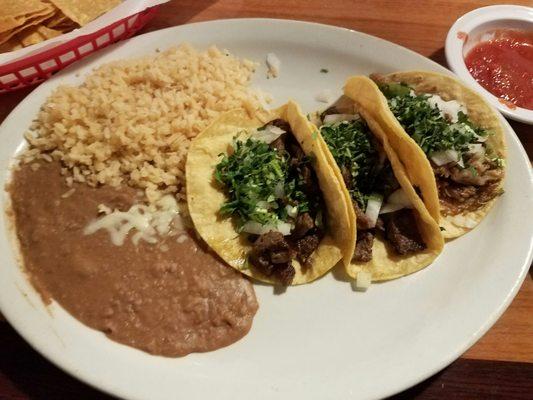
[
  {"xmin": 36, "ymin": 25, "xmax": 62, "ymax": 39},
  {"xmin": 186, "ymin": 102, "xmax": 353, "ymax": 285},
  {"xmin": 17, "ymin": 26, "xmax": 45, "ymax": 47},
  {"xmin": 48, "ymin": 0, "xmax": 121, "ymax": 26},
  {"xmin": 0, "ymin": 6, "xmax": 54, "ymax": 45},
  {"xmin": 366, "ymin": 71, "xmax": 506, "ymax": 239},
  {"xmin": 54, "ymin": 21, "xmax": 79, "ymax": 33},
  {"xmin": 0, "ymin": 37, "xmax": 22, "ymax": 53},
  {"xmin": 43, "ymin": 10, "xmax": 68, "ymax": 28},
  {"xmin": 0, "ymin": 0, "xmax": 51, "ymax": 33}
]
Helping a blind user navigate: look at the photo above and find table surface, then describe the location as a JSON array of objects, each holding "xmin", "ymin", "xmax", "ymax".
[{"xmin": 0, "ymin": 0, "xmax": 531, "ymax": 399}]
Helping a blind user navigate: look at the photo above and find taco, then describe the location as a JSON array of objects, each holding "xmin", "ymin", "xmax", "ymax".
[
  {"xmin": 186, "ymin": 101, "xmax": 354, "ymax": 286},
  {"xmin": 312, "ymin": 99, "xmax": 444, "ymax": 282},
  {"xmin": 344, "ymin": 72, "xmax": 506, "ymax": 239}
]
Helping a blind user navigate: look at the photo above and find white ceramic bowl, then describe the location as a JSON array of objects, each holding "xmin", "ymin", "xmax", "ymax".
[{"xmin": 445, "ymin": 5, "xmax": 533, "ymax": 124}]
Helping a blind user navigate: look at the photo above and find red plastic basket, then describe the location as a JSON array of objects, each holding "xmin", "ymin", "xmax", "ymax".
[{"xmin": 0, "ymin": 6, "xmax": 159, "ymax": 93}]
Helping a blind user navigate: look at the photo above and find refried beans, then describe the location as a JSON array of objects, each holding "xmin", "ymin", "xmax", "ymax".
[{"xmin": 8, "ymin": 161, "xmax": 258, "ymax": 357}]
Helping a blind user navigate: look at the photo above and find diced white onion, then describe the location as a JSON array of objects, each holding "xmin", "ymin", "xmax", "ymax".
[
  {"xmin": 430, "ymin": 149, "xmax": 460, "ymax": 166},
  {"xmin": 315, "ymin": 89, "xmax": 334, "ymax": 103},
  {"xmin": 380, "ymin": 188, "xmax": 413, "ymax": 214},
  {"xmin": 256, "ymin": 200, "xmax": 270, "ymax": 211},
  {"xmin": 426, "ymin": 94, "xmax": 467, "ymax": 123},
  {"xmin": 474, "ymin": 133, "xmax": 487, "ymax": 142},
  {"xmin": 353, "ymin": 271, "xmax": 372, "ymax": 291},
  {"xmin": 468, "ymin": 143, "xmax": 485, "ymax": 155},
  {"xmin": 252, "ymin": 124, "xmax": 285, "ymax": 144},
  {"xmin": 242, "ymin": 220, "xmax": 293, "ymax": 236},
  {"xmin": 266, "ymin": 53, "xmax": 281, "ymax": 77},
  {"xmin": 364, "ymin": 194, "xmax": 383, "ymax": 228},
  {"xmin": 323, "ymin": 114, "xmax": 359, "ymax": 124},
  {"xmin": 379, "ymin": 203, "xmax": 406, "ymax": 214},
  {"xmin": 285, "ymin": 205, "xmax": 298, "ymax": 218},
  {"xmin": 276, "ymin": 222, "xmax": 293, "ymax": 236}
]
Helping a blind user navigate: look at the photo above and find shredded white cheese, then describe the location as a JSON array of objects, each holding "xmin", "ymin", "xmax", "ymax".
[{"xmin": 84, "ymin": 195, "xmax": 183, "ymax": 246}]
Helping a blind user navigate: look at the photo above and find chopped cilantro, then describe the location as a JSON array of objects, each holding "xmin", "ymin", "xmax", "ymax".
[
  {"xmin": 321, "ymin": 120, "xmax": 394, "ymax": 210},
  {"xmin": 215, "ymin": 136, "xmax": 317, "ymax": 228},
  {"xmin": 378, "ymin": 82, "xmax": 503, "ymax": 168}
]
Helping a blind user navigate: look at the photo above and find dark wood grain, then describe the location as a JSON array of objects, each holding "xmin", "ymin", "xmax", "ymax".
[
  {"xmin": 392, "ymin": 359, "xmax": 533, "ymax": 399},
  {"xmin": 0, "ymin": 0, "xmax": 532, "ymax": 398},
  {"xmin": 0, "ymin": 321, "xmax": 532, "ymax": 400}
]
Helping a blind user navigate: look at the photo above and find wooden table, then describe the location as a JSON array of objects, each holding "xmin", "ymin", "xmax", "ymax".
[{"xmin": 0, "ymin": 1, "xmax": 531, "ymax": 398}]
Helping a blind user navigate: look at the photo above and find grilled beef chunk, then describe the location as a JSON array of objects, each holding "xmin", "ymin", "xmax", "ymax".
[
  {"xmin": 375, "ymin": 216, "xmax": 385, "ymax": 233},
  {"xmin": 384, "ymin": 209, "xmax": 425, "ymax": 255},
  {"xmin": 249, "ymin": 119, "xmax": 324, "ymax": 283},
  {"xmin": 320, "ymin": 106, "xmax": 340, "ymax": 121},
  {"xmin": 292, "ymin": 212, "xmax": 314, "ymax": 239},
  {"xmin": 270, "ymin": 135, "xmax": 286, "ymax": 152},
  {"xmin": 353, "ymin": 230, "xmax": 374, "ymax": 262},
  {"xmin": 269, "ymin": 118, "xmax": 292, "ymax": 133},
  {"xmin": 433, "ymin": 154, "xmax": 503, "ymax": 187},
  {"xmin": 249, "ymin": 231, "xmax": 296, "ymax": 285},
  {"xmin": 353, "ymin": 203, "xmax": 374, "ymax": 230},
  {"xmin": 433, "ymin": 154, "xmax": 503, "ymax": 215},
  {"xmin": 340, "ymin": 165, "xmax": 352, "ymax": 189},
  {"xmin": 277, "ymin": 265, "xmax": 296, "ymax": 286},
  {"xmin": 295, "ymin": 233, "xmax": 320, "ymax": 264},
  {"xmin": 267, "ymin": 120, "xmax": 291, "ymax": 153},
  {"xmin": 300, "ymin": 165, "xmax": 316, "ymax": 194},
  {"xmin": 289, "ymin": 143, "xmax": 306, "ymax": 167},
  {"xmin": 437, "ymin": 178, "xmax": 501, "ymax": 216}
]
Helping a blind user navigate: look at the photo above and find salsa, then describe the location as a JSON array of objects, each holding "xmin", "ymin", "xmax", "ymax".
[{"xmin": 464, "ymin": 29, "xmax": 533, "ymax": 110}]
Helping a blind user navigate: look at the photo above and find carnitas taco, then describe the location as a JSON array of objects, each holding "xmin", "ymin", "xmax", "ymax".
[
  {"xmin": 186, "ymin": 101, "xmax": 353, "ymax": 286},
  {"xmin": 311, "ymin": 99, "xmax": 444, "ymax": 282},
  {"xmin": 345, "ymin": 72, "xmax": 506, "ymax": 239}
]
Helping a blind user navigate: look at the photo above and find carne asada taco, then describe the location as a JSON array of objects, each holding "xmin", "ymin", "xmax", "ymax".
[
  {"xmin": 313, "ymin": 99, "xmax": 444, "ymax": 281},
  {"xmin": 186, "ymin": 101, "xmax": 354, "ymax": 286},
  {"xmin": 345, "ymin": 72, "xmax": 506, "ymax": 239}
]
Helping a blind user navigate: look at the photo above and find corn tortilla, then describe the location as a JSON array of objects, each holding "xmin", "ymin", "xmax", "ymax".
[
  {"xmin": 313, "ymin": 90, "xmax": 444, "ymax": 281},
  {"xmin": 361, "ymin": 71, "xmax": 506, "ymax": 238},
  {"xmin": 186, "ymin": 102, "xmax": 354, "ymax": 285}
]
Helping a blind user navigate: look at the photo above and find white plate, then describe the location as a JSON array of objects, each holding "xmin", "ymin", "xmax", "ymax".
[
  {"xmin": 445, "ymin": 5, "xmax": 533, "ymax": 124},
  {"xmin": 0, "ymin": 19, "xmax": 532, "ymax": 400}
]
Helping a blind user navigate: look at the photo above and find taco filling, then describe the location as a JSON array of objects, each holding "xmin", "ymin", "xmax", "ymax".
[
  {"xmin": 319, "ymin": 108, "xmax": 425, "ymax": 262},
  {"xmin": 374, "ymin": 79, "xmax": 504, "ymax": 216},
  {"xmin": 215, "ymin": 119, "xmax": 325, "ymax": 285}
]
